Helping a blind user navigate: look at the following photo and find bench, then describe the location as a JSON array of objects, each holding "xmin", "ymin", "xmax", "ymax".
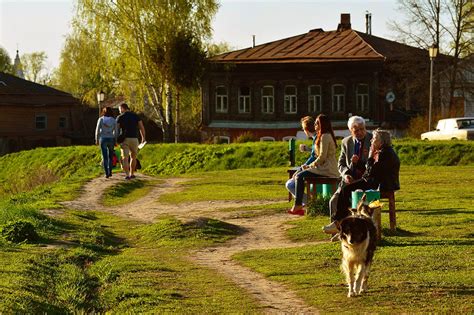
[
  {"xmin": 356, "ymin": 190, "xmax": 396, "ymax": 242},
  {"xmin": 380, "ymin": 190, "xmax": 396, "ymax": 231},
  {"xmin": 287, "ymin": 168, "xmax": 339, "ymax": 202}
]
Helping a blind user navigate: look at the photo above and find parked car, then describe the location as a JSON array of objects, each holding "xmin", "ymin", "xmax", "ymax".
[{"xmin": 421, "ymin": 117, "xmax": 474, "ymax": 140}]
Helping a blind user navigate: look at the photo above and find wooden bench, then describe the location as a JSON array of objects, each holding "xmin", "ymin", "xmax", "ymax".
[
  {"xmin": 380, "ymin": 190, "xmax": 396, "ymax": 231},
  {"xmin": 367, "ymin": 190, "xmax": 396, "ymax": 242}
]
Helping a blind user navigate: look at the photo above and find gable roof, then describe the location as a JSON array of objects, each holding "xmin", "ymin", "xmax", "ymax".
[
  {"xmin": 0, "ymin": 71, "xmax": 80, "ymax": 106},
  {"xmin": 210, "ymin": 28, "xmax": 427, "ymax": 64}
]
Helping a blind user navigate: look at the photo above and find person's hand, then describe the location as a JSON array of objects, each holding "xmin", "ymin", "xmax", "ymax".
[
  {"xmin": 302, "ymin": 164, "xmax": 310, "ymax": 170},
  {"xmin": 351, "ymin": 154, "xmax": 360, "ymax": 164},
  {"xmin": 299, "ymin": 144, "xmax": 307, "ymax": 152},
  {"xmin": 344, "ymin": 175, "xmax": 353, "ymax": 183}
]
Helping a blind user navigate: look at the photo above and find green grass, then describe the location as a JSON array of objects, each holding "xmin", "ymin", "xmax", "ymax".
[
  {"xmin": 101, "ymin": 179, "xmax": 160, "ymax": 206},
  {"xmin": 0, "ymin": 143, "xmax": 473, "ymax": 313}
]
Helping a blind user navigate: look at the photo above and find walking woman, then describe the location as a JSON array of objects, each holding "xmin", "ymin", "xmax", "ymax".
[
  {"xmin": 95, "ymin": 107, "xmax": 117, "ymax": 178},
  {"xmin": 288, "ymin": 114, "xmax": 339, "ymax": 215}
]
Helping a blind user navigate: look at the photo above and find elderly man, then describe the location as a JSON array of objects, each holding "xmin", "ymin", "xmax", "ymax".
[{"xmin": 326, "ymin": 116, "xmax": 372, "ymax": 232}]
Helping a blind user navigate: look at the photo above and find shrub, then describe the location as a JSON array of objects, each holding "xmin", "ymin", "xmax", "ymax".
[
  {"xmin": 306, "ymin": 195, "xmax": 331, "ymax": 217},
  {"xmin": 1, "ymin": 219, "xmax": 39, "ymax": 243},
  {"xmin": 234, "ymin": 131, "xmax": 257, "ymax": 143}
]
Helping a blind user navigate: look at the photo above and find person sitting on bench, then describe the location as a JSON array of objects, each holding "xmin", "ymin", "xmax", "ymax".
[
  {"xmin": 285, "ymin": 116, "xmax": 317, "ymax": 202},
  {"xmin": 323, "ymin": 129, "xmax": 400, "ymax": 233},
  {"xmin": 288, "ymin": 114, "xmax": 339, "ymax": 216}
]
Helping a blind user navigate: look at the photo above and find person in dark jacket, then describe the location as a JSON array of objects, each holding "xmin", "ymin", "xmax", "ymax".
[{"xmin": 323, "ymin": 129, "xmax": 400, "ymax": 234}]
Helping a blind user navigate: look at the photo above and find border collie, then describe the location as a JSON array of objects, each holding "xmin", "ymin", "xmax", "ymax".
[{"xmin": 337, "ymin": 194, "xmax": 377, "ymax": 297}]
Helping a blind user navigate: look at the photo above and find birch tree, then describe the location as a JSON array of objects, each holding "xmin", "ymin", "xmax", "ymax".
[{"xmin": 72, "ymin": 0, "xmax": 218, "ymax": 142}]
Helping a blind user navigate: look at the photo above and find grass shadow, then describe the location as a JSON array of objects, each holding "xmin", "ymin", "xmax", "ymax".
[{"xmin": 415, "ymin": 208, "xmax": 473, "ymax": 215}]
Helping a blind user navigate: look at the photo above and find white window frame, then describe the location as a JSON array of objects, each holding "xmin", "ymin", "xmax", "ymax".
[
  {"xmin": 356, "ymin": 84, "xmax": 369, "ymax": 112},
  {"xmin": 260, "ymin": 136, "xmax": 275, "ymax": 142},
  {"xmin": 35, "ymin": 114, "xmax": 47, "ymax": 130},
  {"xmin": 261, "ymin": 85, "xmax": 274, "ymax": 114},
  {"xmin": 215, "ymin": 85, "xmax": 228, "ymax": 113},
  {"xmin": 238, "ymin": 86, "xmax": 251, "ymax": 113},
  {"xmin": 332, "ymin": 84, "xmax": 345, "ymax": 112},
  {"xmin": 282, "ymin": 136, "xmax": 296, "ymax": 141},
  {"xmin": 308, "ymin": 85, "xmax": 322, "ymax": 113},
  {"xmin": 214, "ymin": 136, "xmax": 230, "ymax": 144},
  {"xmin": 284, "ymin": 85, "xmax": 297, "ymax": 113}
]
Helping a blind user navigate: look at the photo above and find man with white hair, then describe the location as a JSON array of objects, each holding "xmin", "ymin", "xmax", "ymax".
[{"xmin": 326, "ymin": 116, "xmax": 372, "ymax": 233}]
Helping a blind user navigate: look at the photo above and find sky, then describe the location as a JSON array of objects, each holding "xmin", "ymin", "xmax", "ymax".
[{"xmin": 0, "ymin": 0, "xmax": 403, "ymax": 71}]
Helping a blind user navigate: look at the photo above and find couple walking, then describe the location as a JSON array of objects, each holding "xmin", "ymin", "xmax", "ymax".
[{"xmin": 95, "ymin": 103, "xmax": 146, "ymax": 179}]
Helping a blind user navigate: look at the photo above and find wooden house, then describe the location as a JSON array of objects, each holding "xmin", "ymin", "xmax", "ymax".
[
  {"xmin": 201, "ymin": 13, "xmax": 432, "ymax": 142},
  {"xmin": 0, "ymin": 72, "xmax": 85, "ymax": 155}
]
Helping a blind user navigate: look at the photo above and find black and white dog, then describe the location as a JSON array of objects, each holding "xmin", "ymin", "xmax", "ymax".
[{"xmin": 337, "ymin": 194, "xmax": 377, "ymax": 297}]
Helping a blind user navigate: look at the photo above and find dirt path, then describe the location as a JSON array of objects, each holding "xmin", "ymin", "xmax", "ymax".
[{"xmin": 59, "ymin": 174, "xmax": 321, "ymax": 314}]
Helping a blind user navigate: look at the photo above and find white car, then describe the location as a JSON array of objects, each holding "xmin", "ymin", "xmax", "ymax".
[{"xmin": 421, "ymin": 117, "xmax": 474, "ymax": 140}]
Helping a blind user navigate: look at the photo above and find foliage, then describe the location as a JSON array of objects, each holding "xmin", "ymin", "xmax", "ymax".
[
  {"xmin": 21, "ymin": 51, "xmax": 50, "ymax": 84},
  {"xmin": 1, "ymin": 220, "xmax": 39, "ymax": 243},
  {"xmin": 234, "ymin": 131, "xmax": 257, "ymax": 143},
  {"xmin": 0, "ymin": 46, "xmax": 12, "ymax": 73},
  {"xmin": 65, "ymin": 0, "xmax": 219, "ymax": 142},
  {"xmin": 306, "ymin": 195, "xmax": 331, "ymax": 217}
]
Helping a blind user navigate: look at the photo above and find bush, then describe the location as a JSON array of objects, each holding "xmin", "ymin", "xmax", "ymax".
[
  {"xmin": 1, "ymin": 219, "xmax": 39, "ymax": 243},
  {"xmin": 306, "ymin": 195, "xmax": 331, "ymax": 217},
  {"xmin": 234, "ymin": 131, "xmax": 257, "ymax": 143}
]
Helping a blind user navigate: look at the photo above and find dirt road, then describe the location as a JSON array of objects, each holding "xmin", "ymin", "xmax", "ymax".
[{"xmin": 60, "ymin": 175, "xmax": 321, "ymax": 314}]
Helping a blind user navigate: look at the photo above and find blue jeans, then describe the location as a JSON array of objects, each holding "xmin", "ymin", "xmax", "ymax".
[
  {"xmin": 294, "ymin": 170, "xmax": 325, "ymax": 206},
  {"xmin": 100, "ymin": 138, "xmax": 115, "ymax": 176}
]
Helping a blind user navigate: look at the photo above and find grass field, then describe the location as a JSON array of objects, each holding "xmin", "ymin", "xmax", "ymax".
[{"xmin": 0, "ymin": 144, "xmax": 472, "ymax": 313}]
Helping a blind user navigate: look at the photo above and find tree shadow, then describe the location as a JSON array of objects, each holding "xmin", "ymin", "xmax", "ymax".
[{"xmin": 415, "ymin": 208, "xmax": 473, "ymax": 215}]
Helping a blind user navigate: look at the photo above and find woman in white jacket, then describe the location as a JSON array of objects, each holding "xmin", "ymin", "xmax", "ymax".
[
  {"xmin": 288, "ymin": 114, "xmax": 339, "ymax": 215},
  {"xmin": 95, "ymin": 107, "xmax": 117, "ymax": 178}
]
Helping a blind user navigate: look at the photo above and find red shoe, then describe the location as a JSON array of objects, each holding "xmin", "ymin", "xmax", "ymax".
[{"xmin": 287, "ymin": 209, "xmax": 305, "ymax": 216}]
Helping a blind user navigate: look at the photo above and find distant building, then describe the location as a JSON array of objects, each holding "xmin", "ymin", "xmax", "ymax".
[
  {"xmin": 13, "ymin": 50, "xmax": 24, "ymax": 79},
  {"xmin": 439, "ymin": 55, "xmax": 474, "ymax": 117},
  {"xmin": 0, "ymin": 71, "xmax": 85, "ymax": 155},
  {"xmin": 201, "ymin": 13, "xmax": 437, "ymax": 142}
]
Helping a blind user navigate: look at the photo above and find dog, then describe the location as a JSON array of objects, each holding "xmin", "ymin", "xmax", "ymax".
[{"xmin": 337, "ymin": 194, "xmax": 377, "ymax": 297}]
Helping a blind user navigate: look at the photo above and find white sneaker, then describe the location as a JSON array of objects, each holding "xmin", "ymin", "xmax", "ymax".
[{"xmin": 323, "ymin": 221, "xmax": 339, "ymax": 234}]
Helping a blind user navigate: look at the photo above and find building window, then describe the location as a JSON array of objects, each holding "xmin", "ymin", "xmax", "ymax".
[
  {"xmin": 308, "ymin": 85, "xmax": 322, "ymax": 113},
  {"xmin": 215, "ymin": 86, "xmax": 228, "ymax": 113},
  {"xmin": 332, "ymin": 84, "xmax": 345, "ymax": 112},
  {"xmin": 356, "ymin": 84, "xmax": 369, "ymax": 112},
  {"xmin": 260, "ymin": 136, "xmax": 275, "ymax": 142},
  {"xmin": 59, "ymin": 116, "xmax": 68, "ymax": 129},
  {"xmin": 35, "ymin": 114, "xmax": 47, "ymax": 130},
  {"xmin": 284, "ymin": 85, "xmax": 297, "ymax": 113},
  {"xmin": 239, "ymin": 86, "xmax": 251, "ymax": 113},
  {"xmin": 262, "ymin": 86, "xmax": 274, "ymax": 113}
]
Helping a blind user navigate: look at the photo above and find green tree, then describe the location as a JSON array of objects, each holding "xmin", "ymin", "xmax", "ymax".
[
  {"xmin": 21, "ymin": 51, "xmax": 49, "ymax": 83},
  {"xmin": 52, "ymin": 31, "xmax": 106, "ymax": 105},
  {"xmin": 0, "ymin": 46, "xmax": 12, "ymax": 73},
  {"xmin": 70, "ymin": 0, "xmax": 218, "ymax": 142}
]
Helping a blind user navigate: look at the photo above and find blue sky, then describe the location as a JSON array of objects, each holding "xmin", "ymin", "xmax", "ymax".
[{"xmin": 0, "ymin": 0, "xmax": 402, "ymax": 71}]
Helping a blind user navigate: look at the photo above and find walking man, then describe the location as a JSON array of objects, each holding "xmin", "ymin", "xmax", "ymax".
[{"xmin": 117, "ymin": 103, "xmax": 146, "ymax": 180}]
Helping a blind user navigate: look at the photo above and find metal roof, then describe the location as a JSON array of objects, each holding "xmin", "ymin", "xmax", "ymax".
[
  {"xmin": 210, "ymin": 29, "xmax": 427, "ymax": 64},
  {"xmin": 0, "ymin": 71, "xmax": 79, "ymax": 106}
]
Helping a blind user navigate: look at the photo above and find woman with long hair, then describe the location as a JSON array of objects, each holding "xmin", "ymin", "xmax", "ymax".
[
  {"xmin": 288, "ymin": 114, "xmax": 339, "ymax": 215},
  {"xmin": 95, "ymin": 107, "xmax": 117, "ymax": 178}
]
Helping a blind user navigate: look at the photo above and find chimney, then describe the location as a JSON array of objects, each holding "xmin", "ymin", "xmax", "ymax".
[
  {"xmin": 365, "ymin": 11, "xmax": 372, "ymax": 34},
  {"xmin": 252, "ymin": 35, "xmax": 255, "ymax": 48},
  {"xmin": 337, "ymin": 13, "xmax": 351, "ymax": 31}
]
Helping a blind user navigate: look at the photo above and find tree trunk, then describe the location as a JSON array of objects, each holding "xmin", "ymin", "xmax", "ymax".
[{"xmin": 175, "ymin": 91, "xmax": 180, "ymax": 143}]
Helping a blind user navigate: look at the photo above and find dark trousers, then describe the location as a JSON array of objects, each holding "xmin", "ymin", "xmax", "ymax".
[
  {"xmin": 295, "ymin": 170, "xmax": 324, "ymax": 206},
  {"xmin": 332, "ymin": 178, "xmax": 378, "ymax": 222},
  {"xmin": 100, "ymin": 138, "xmax": 115, "ymax": 176}
]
